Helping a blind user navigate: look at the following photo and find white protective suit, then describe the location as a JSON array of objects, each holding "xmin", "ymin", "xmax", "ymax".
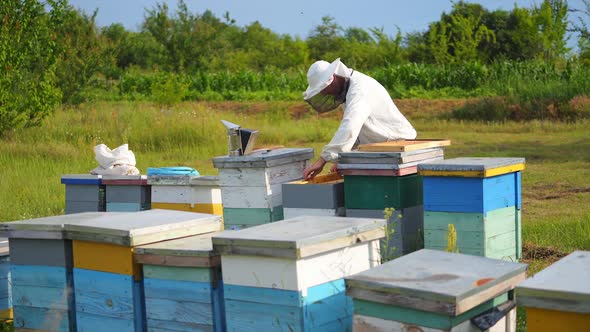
[{"xmin": 318, "ymin": 61, "xmax": 417, "ymax": 162}]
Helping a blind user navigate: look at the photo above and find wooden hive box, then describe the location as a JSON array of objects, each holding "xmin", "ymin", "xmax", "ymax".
[
  {"xmin": 346, "ymin": 205, "xmax": 424, "ymax": 259},
  {"xmin": 516, "ymin": 250, "xmax": 590, "ymax": 332},
  {"xmin": 212, "ymin": 216, "xmax": 385, "ymax": 332},
  {"xmin": 282, "ymin": 173, "xmax": 345, "ymax": 219},
  {"xmin": 0, "ymin": 238, "xmax": 11, "ymax": 321},
  {"xmin": 344, "ymin": 174, "xmax": 423, "ymax": 210},
  {"xmin": 212, "ymin": 148, "xmax": 313, "ymax": 229},
  {"xmin": 63, "ymin": 209, "xmax": 223, "ymax": 332},
  {"xmin": 338, "ymin": 148, "xmax": 445, "ymax": 177},
  {"xmin": 135, "ymin": 232, "xmax": 225, "ymax": 332},
  {"xmin": 419, "ymin": 158, "xmax": 525, "ymax": 261},
  {"xmin": 102, "ymin": 175, "xmax": 151, "ymax": 212},
  {"xmin": 61, "ymin": 174, "xmax": 105, "ymax": 214},
  {"xmin": 148, "ymin": 175, "xmax": 223, "ymax": 216},
  {"xmin": 345, "ymin": 249, "xmax": 527, "ymax": 332},
  {"xmin": 3, "ymin": 212, "xmax": 118, "ymax": 332}
]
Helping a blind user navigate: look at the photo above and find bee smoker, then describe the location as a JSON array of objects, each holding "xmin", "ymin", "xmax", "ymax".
[{"xmin": 221, "ymin": 120, "xmax": 259, "ymax": 156}]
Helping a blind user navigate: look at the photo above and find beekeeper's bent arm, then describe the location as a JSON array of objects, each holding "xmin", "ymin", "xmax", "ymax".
[{"xmin": 320, "ymin": 91, "xmax": 371, "ymax": 162}]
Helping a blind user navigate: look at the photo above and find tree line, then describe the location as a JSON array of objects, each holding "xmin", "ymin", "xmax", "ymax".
[{"xmin": 1, "ymin": 0, "xmax": 590, "ymax": 135}]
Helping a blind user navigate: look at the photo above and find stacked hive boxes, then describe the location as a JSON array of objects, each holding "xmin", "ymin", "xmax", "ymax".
[
  {"xmin": 64, "ymin": 209, "xmax": 222, "ymax": 332},
  {"xmin": 212, "ymin": 148, "xmax": 313, "ymax": 229},
  {"xmin": 0, "ymin": 238, "xmax": 11, "ymax": 321},
  {"xmin": 282, "ymin": 173, "xmax": 345, "ymax": 218},
  {"xmin": 516, "ymin": 250, "xmax": 590, "ymax": 331},
  {"xmin": 102, "ymin": 175, "xmax": 151, "ymax": 212},
  {"xmin": 135, "ymin": 232, "xmax": 225, "ymax": 332},
  {"xmin": 345, "ymin": 249, "xmax": 527, "ymax": 331},
  {"xmin": 212, "ymin": 216, "xmax": 385, "ymax": 331},
  {"xmin": 3, "ymin": 213, "xmax": 111, "ymax": 331},
  {"xmin": 419, "ymin": 157, "xmax": 525, "ymax": 260},
  {"xmin": 339, "ymin": 142, "xmax": 447, "ymax": 258},
  {"xmin": 148, "ymin": 175, "xmax": 223, "ymax": 216},
  {"xmin": 61, "ymin": 174, "xmax": 105, "ymax": 214}
]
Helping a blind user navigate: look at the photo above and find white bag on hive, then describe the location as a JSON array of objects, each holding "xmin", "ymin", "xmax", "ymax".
[{"xmin": 90, "ymin": 144, "xmax": 140, "ymax": 175}]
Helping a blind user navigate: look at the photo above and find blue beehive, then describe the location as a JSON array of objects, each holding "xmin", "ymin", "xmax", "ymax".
[
  {"xmin": 61, "ymin": 174, "xmax": 105, "ymax": 214},
  {"xmin": 212, "ymin": 216, "xmax": 385, "ymax": 331},
  {"xmin": 135, "ymin": 232, "xmax": 225, "ymax": 332},
  {"xmin": 419, "ymin": 157, "xmax": 525, "ymax": 260},
  {"xmin": 102, "ymin": 175, "xmax": 151, "ymax": 212}
]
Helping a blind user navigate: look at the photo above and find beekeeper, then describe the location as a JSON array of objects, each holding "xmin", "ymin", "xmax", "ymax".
[{"xmin": 302, "ymin": 58, "xmax": 417, "ymax": 180}]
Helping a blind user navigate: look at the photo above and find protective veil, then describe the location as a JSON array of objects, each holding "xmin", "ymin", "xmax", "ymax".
[
  {"xmin": 304, "ymin": 59, "xmax": 417, "ymax": 162},
  {"xmin": 303, "ymin": 58, "xmax": 353, "ymax": 113}
]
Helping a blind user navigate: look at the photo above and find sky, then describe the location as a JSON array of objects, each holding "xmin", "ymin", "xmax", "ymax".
[{"xmin": 69, "ymin": 0, "xmax": 587, "ymax": 46}]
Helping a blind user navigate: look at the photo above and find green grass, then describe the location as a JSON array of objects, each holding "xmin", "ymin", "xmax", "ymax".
[{"xmin": 0, "ymin": 100, "xmax": 589, "ymax": 331}]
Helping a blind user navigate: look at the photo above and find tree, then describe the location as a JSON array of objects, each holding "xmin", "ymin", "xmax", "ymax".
[
  {"xmin": 569, "ymin": 0, "xmax": 590, "ymax": 62},
  {"xmin": 0, "ymin": 0, "xmax": 67, "ymax": 136},
  {"xmin": 535, "ymin": 0, "xmax": 569, "ymax": 61},
  {"xmin": 306, "ymin": 16, "xmax": 346, "ymax": 60}
]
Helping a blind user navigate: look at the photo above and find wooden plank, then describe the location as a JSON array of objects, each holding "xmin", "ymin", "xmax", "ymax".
[
  {"xmin": 212, "ymin": 148, "xmax": 313, "ymax": 168},
  {"xmin": 217, "ymin": 162, "xmax": 307, "ymax": 187},
  {"xmin": 13, "ymin": 306, "xmax": 72, "ymax": 331},
  {"xmin": 145, "ymin": 298, "xmax": 213, "ymax": 325},
  {"xmin": 11, "ymin": 265, "xmax": 68, "ymax": 288},
  {"xmin": 339, "ymin": 167, "xmax": 418, "ymax": 177},
  {"xmin": 12, "ymin": 285, "xmax": 70, "ymax": 310},
  {"xmin": 352, "ymin": 294, "xmax": 508, "ymax": 331},
  {"xmin": 212, "ymin": 216, "xmax": 385, "ymax": 255},
  {"xmin": 306, "ymin": 172, "xmax": 342, "ymax": 184},
  {"xmin": 135, "ymin": 254, "xmax": 219, "ymax": 268},
  {"xmin": 282, "ymin": 179, "xmax": 344, "ymax": 209},
  {"xmin": 150, "ymin": 202, "xmax": 223, "ymax": 215},
  {"xmin": 516, "ymin": 250, "xmax": 590, "ymax": 313},
  {"xmin": 73, "ymin": 240, "xmax": 139, "ymax": 277},
  {"xmin": 220, "ymin": 184, "xmax": 283, "ymax": 210},
  {"xmin": 65, "ymin": 185, "xmax": 102, "ymax": 202},
  {"xmin": 337, "ymin": 156, "xmax": 443, "ymax": 170},
  {"xmin": 344, "ymin": 174, "xmax": 423, "ymax": 210},
  {"xmin": 221, "ymin": 241, "xmax": 376, "ymax": 292},
  {"xmin": 142, "ymin": 265, "xmax": 213, "ymax": 283},
  {"xmin": 147, "ymin": 175, "xmax": 219, "ymax": 186},
  {"xmin": 418, "ymin": 157, "xmax": 525, "ymax": 178},
  {"xmin": 144, "ymin": 278, "xmax": 212, "ymax": 303},
  {"xmin": 353, "ymin": 311, "xmax": 513, "ymax": 332},
  {"xmin": 344, "ymin": 249, "xmax": 526, "ymax": 315},
  {"xmin": 64, "ymin": 209, "xmax": 222, "ymax": 247},
  {"xmin": 423, "ymin": 173, "xmax": 517, "ymax": 213},
  {"xmin": 224, "ymin": 299, "xmax": 302, "ymax": 331},
  {"xmin": 135, "ymin": 232, "xmax": 219, "ymax": 259},
  {"xmin": 358, "ymin": 139, "xmax": 451, "ymax": 152},
  {"xmin": 76, "ymin": 311, "xmax": 135, "ymax": 332},
  {"xmin": 150, "ymin": 185, "xmax": 222, "ymax": 205},
  {"xmin": 9, "ymin": 239, "xmax": 72, "ymax": 267},
  {"xmin": 526, "ymin": 307, "xmax": 590, "ymax": 332},
  {"xmin": 105, "ymin": 185, "xmax": 150, "ymax": 203},
  {"xmin": 147, "ymin": 318, "xmax": 214, "ymax": 332},
  {"xmin": 101, "ymin": 175, "xmax": 148, "ymax": 186},
  {"xmin": 339, "ymin": 148, "xmax": 444, "ymax": 165},
  {"xmin": 65, "ymin": 201, "xmax": 104, "ymax": 214},
  {"xmin": 283, "ymin": 207, "xmax": 345, "ymax": 219},
  {"xmin": 222, "ymin": 207, "xmax": 283, "ymax": 227}
]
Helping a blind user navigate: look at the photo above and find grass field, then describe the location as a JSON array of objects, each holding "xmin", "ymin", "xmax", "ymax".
[{"xmin": 0, "ymin": 99, "xmax": 589, "ymax": 330}]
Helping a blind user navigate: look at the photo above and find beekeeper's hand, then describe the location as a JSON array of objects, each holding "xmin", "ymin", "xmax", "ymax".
[{"xmin": 303, "ymin": 158, "xmax": 327, "ymax": 180}]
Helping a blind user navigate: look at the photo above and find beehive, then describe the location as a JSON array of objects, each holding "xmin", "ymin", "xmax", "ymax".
[
  {"xmin": 516, "ymin": 250, "xmax": 590, "ymax": 332},
  {"xmin": 345, "ymin": 249, "xmax": 527, "ymax": 331},
  {"xmin": 64, "ymin": 209, "xmax": 222, "ymax": 332},
  {"xmin": 0, "ymin": 238, "xmax": 11, "ymax": 321},
  {"xmin": 212, "ymin": 148, "xmax": 313, "ymax": 229},
  {"xmin": 102, "ymin": 175, "xmax": 151, "ymax": 212},
  {"xmin": 61, "ymin": 174, "xmax": 105, "ymax": 214},
  {"xmin": 135, "ymin": 232, "xmax": 225, "ymax": 332},
  {"xmin": 419, "ymin": 157, "xmax": 525, "ymax": 260},
  {"xmin": 282, "ymin": 173, "xmax": 345, "ymax": 219},
  {"xmin": 148, "ymin": 175, "xmax": 223, "ymax": 216},
  {"xmin": 3, "ymin": 212, "xmax": 116, "ymax": 331},
  {"xmin": 212, "ymin": 216, "xmax": 385, "ymax": 331}
]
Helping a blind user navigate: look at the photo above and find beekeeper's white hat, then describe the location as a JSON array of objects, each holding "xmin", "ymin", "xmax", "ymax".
[{"xmin": 303, "ymin": 58, "xmax": 341, "ymax": 99}]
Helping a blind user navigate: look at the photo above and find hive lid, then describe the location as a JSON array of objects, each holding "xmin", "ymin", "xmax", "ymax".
[
  {"xmin": 147, "ymin": 175, "xmax": 219, "ymax": 186},
  {"xmin": 516, "ymin": 250, "xmax": 590, "ymax": 314},
  {"xmin": 135, "ymin": 232, "xmax": 220, "ymax": 267},
  {"xmin": 418, "ymin": 157, "xmax": 526, "ymax": 177},
  {"xmin": 212, "ymin": 148, "xmax": 314, "ymax": 168},
  {"xmin": 345, "ymin": 249, "xmax": 527, "ymax": 316},
  {"xmin": 64, "ymin": 209, "xmax": 222, "ymax": 246},
  {"xmin": 212, "ymin": 216, "xmax": 385, "ymax": 259},
  {"xmin": 1, "ymin": 212, "xmax": 118, "ymax": 239},
  {"xmin": 60, "ymin": 174, "xmax": 102, "ymax": 185},
  {"xmin": 102, "ymin": 174, "xmax": 148, "ymax": 185}
]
